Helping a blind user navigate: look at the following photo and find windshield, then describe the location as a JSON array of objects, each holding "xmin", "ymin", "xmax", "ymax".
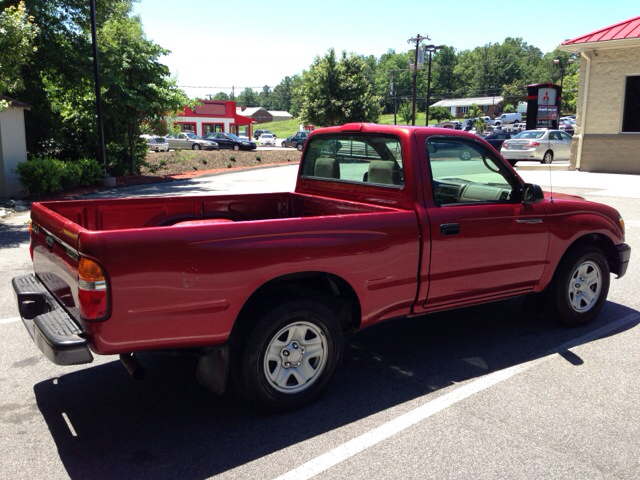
[
  {"xmin": 514, "ymin": 131, "xmax": 545, "ymax": 139},
  {"xmin": 227, "ymin": 133, "xmax": 240, "ymax": 141}
]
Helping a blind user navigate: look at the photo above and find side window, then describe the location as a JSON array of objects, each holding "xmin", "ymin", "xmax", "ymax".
[
  {"xmin": 427, "ymin": 137, "xmax": 519, "ymax": 205},
  {"xmin": 560, "ymin": 131, "xmax": 572, "ymax": 142},
  {"xmin": 301, "ymin": 135, "xmax": 404, "ymax": 187}
]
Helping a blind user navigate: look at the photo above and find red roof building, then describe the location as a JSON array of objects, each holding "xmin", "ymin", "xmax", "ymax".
[
  {"xmin": 175, "ymin": 100, "xmax": 256, "ymax": 137},
  {"xmin": 562, "ymin": 16, "xmax": 640, "ymax": 47},
  {"xmin": 558, "ymin": 16, "xmax": 640, "ymax": 174}
]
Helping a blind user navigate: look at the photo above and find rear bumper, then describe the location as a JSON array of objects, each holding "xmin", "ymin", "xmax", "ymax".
[
  {"xmin": 616, "ymin": 243, "xmax": 631, "ymax": 278},
  {"xmin": 12, "ymin": 274, "xmax": 93, "ymax": 366}
]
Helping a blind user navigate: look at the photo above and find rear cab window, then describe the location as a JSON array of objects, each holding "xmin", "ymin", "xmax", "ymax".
[{"xmin": 300, "ymin": 134, "xmax": 404, "ymax": 188}]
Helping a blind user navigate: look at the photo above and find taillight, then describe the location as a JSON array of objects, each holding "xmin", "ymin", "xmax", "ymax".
[
  {"xmin": 526, "ymin": 141, "xmax": 540, "ymax": 147},
  {"xmin": 78, "ymin": 257, "xmax": 109, "ymax": 320}
]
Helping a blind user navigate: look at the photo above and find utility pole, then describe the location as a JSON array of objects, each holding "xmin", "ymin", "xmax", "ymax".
[{"xmin": 407, "ymin": 34, "xmax": 429, "ymax": 126}]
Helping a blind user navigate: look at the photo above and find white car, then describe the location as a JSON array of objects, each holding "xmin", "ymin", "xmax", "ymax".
[
  {"xmin": 140, "ymin": 134, "xmax": 169, "ymax": 152},
  {"xmin": 259, "ymin": 133, "xmax": 276, "ymax": 146},
  {"xmin": 500, "ymin": 129, "xmax": 572, "ymax": 166}
]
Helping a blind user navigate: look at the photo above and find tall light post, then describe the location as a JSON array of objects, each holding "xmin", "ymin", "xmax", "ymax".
[
  {"xmin": 89, "ymin": 0, "xmax": 106, "ymax": 174},
  {"xmin": 424, "ymin": 44, "xmax": 443, "ymax": 126},
  {"xmin": 553, "ymin": 56, "xmax": 575, "ymax": 119}
]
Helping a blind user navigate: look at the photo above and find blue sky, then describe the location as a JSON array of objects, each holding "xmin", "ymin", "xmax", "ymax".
[{"xmin": 132, "ymin": 1, "xmax": 638, "ymax": 99}]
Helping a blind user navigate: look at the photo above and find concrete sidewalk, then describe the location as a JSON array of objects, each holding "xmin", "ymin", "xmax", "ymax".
[{"xmin": 516, "ymin": 168, "xmax": 640, "ymax": 199}]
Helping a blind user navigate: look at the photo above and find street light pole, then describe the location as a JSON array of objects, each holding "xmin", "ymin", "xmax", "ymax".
[
  {"xmin": 407, "ymin": 34, "xmax": 429, "ymax": 126},
  {"xmin": 553, "ymin": 57, "xmax": 575, "ymax": 120},
  {"xmin": 424, "ymin": 45, "xmax": 443, "ymax": 126},
  {"xmin": 89, "ymin": 0, "xmax": 106, "ymax": 174}
]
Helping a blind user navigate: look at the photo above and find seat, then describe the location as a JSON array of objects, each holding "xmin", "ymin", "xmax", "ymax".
[
  {"xmin": 367, "ymin": 160, "xmax": 395, "ymax": 185},
  {"xmin": 314, "ymin": 157, "xmax": 340, "ymax": 179}
]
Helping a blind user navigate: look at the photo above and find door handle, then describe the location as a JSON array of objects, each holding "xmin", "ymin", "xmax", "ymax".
[{"xmin": 440, "ymin": 223, "xmax": 460, "ymax": 235}]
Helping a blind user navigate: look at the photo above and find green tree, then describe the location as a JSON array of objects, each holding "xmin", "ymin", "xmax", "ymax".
[
  {"xmin": 209, "ymin": 92, "xmax": 230, "ymax": 100},
  {"xmin": 3, "ymin": 0, "xmax": 188, "ymax": 175},
  {"xmin": 235, "ymin": 87, "xmax": 258, "ymax": 107},
  {"xmin": 0, "ymin": 1, "xmax": 38, "ymax": 104},
  {"xmin": 299, "ymin": 48, "xmax": 380, "ymax": 126},
  {"xmin": 429, "ymin": 106, "xmax": 453, "ymax": 123},
  {"xmin": 398, "ymin": 102, "xmax": 413, "ymax": 125}
]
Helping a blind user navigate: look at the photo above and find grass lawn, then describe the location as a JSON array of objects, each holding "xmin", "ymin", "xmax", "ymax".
[{"xmin": 253, "ymin": 113, "xmax": 438, "ymax": 137}]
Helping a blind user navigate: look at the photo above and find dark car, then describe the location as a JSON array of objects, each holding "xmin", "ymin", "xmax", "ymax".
[
  {"xmin": 253, "ymin": 129, "xmax": 276, "ymax": 140},
  {"xmin": 204, "ymin": 132, "xmax": 257, "ymax": 151},
  {"xmin": 483, "ymin": 131, "xmax": 513, "ymax": 150},
  {"xmin": 282, "ymin": 130, "xmax": 310, "ymax": 149}
]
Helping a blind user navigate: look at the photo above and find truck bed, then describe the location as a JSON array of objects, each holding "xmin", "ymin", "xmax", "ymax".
[{"xmin": 29, "ymin": 192, "xmax": 420, "ymax": 355}]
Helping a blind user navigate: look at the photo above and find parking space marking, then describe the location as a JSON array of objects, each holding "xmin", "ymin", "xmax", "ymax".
[
  {"xmin": 0, "ymin": 316, "xmax": 20, "ymax": 325},
  {"xmin": 275, "ymin": 313, "xmax": 639, "ymax": 480}
]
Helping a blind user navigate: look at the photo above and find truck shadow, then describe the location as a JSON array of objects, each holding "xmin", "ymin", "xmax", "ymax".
[{"xmin": 33, "ymin": 299, "xmax": 638, "ymax": 479}]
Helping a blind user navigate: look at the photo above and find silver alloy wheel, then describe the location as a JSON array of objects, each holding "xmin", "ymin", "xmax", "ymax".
[
  {"xmin": 263, "ymin": 321, "xmax": 328, "ymax": 394},
  {"xmin": 567, "ymin": 260, "xmax": 603, "ymax": 313},
  {"xmin": 542, "ymin": 151, "xmax": 553, "ymax": 164}
]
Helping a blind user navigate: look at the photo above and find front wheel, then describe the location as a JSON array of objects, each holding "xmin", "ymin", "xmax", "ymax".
[
  {"xmin": 233, "ymin": 144, "xmax": 240, "ymax": 151},
  {"xmin": 235, "ymin": 299, "xmax": 343, "ymax": 411},
  {"xmin": 297, "ymin": 144, "xmax": 304, "ymax": 151},
  {"xmin": 550, "ymin": 247, "xmax": 610, "ymax": 326},
  {"xmin": 192, "ymin": 143, "xmax": 201, "ymax": 150}
]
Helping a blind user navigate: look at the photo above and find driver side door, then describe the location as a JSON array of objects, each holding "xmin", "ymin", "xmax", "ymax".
[{"xmin": 420, "ymin": 137, "xmax": 549, "ymax": 310}]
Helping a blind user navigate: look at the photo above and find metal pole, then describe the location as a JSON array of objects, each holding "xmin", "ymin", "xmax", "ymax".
[
  {"xmin": 425, "ymin": 50, "xmax": 432, "ymax": 126},
  {"xmin": 89, "ymin": 0, "xmax": 106, "ymax": 173},
  {"xmin": 411, "ymin": 39, "xmax": 419, "ymax": 126}
]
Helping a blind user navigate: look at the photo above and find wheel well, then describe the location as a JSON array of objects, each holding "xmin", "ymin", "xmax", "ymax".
[
  {"xmin": 559, "ymin": 234, "xmax": 620, "ymax": 276},
  {"xmin": 230, "ymin": 272, "xmax": 361, "ymax": 345}
]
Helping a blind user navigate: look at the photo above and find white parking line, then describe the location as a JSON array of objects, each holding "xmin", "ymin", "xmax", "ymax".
[
  {"xmin": 0, "ymin": 316, "xmax": 20, "ymax": 325},
  {"xmin": 275, "ymin": 313, "xmax": 639, "ymax": 480}
]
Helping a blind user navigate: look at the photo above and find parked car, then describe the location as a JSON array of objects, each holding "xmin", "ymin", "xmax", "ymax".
[
  {"xmin": 559, "ymin": 119, "xmax": 575, "ymax": 135},
  {"xmin": 140, "ymin": 134, "xmax": 169, "ymax": 152},
  {"xmin": 282, "ymin": 130, "xmax": 310, "ymax": 149},
  {"xmin": 254, "ymin": 129, "xmax": 276, "ymax": 140},
  {"xmin": 435, "ymin": 121, "xmax": 463, "ymax": 129},
  {"xmin": 494, "ymin": 113, "xmax": 523, "ymax": 126},
  {"xmin": 511, "ymin": 122, "xmax": 527, "ymax": 133},
  {"xmin": 258, "ymin": 133, "xmax": 276, "ymax": 146},
  {"xmin": 483, "ymin": 131, "xmax": 513, "ymax": 150},
  {"xmin": 165, "ymin": 132, "xmax": 219, "ymax": 150},
  {"xmin": 203, "ymin": 132, "xmax": 256, "ymax": 151},
  {"xmin": 500, "ymin": 129, "xmax": 572, "ymax": 166}
]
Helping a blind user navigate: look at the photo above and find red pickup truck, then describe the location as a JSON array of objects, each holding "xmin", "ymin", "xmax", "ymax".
[{"xmin": 13, "ymin": 124, "xmax": 630, "ymax": 411}]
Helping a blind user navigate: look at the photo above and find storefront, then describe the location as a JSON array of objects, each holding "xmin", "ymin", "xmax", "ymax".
[{"xmin": 176, "ymin": 100, "xmax": 255, "ymax": 137}]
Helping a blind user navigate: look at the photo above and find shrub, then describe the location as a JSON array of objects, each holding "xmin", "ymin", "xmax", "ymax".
[{"xmin": 16, "ymin": 157, "xmax": 103, "ymax": 197}]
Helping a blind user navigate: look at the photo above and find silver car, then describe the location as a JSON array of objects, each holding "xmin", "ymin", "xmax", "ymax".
[
  {"xmin": 165, "ymin": 132, "xmax": 219, "ymax": 150},
  {"xmin": 500, "ymin": 129, "xmax": 572, "ymax": 166}
]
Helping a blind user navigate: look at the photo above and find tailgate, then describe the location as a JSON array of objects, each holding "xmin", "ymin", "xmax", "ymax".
[{"xmin": 30, "ymin": 202, "xmax": 85, "ymax": 323}]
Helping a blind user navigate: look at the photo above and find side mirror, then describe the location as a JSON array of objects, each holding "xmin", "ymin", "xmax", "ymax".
[{"xmin": 522, "ymin": 183, "xmax": 544, "ymax": 204}]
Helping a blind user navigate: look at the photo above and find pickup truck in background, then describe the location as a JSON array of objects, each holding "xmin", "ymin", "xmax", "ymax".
[{"xmin": 13, "ymin": 124, "xmax": 630, "ymax": 411}]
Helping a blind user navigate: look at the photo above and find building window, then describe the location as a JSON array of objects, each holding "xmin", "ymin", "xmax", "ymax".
[
  {"xmin": 622, "ymin": 76, "xmax": 640, "ymax": 133},
  {"xmin": 459, "ymin": 106, "xmax": 469, "ymax": 114}
]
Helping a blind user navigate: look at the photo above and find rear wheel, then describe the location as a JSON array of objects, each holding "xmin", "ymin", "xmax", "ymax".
[
  {"xmin": 550, "ymin": 247, "xmax": 610, "ymax": 326},
  {"xmin": 235, "ymin": 299, "xmax": 343, "ymax": 411},
  {"xmin": 297, "ymin": 144, "xmax": 304, "ymax": 151},
  {"xmin": 541, "ymin": 150, "xmax": 553, "ymax": 164}
]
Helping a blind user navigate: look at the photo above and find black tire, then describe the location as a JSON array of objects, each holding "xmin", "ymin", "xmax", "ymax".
[
  {"xmin": 541, "ymin": 150, "xmax": 553, "ymax": 164},
  {"xmin": 507, "ymin": 159, "xmax": 518, "ymax": 167},
  {"xmin": 549, "ymin": 247, "xmax": 610, "ymax": 326},
  {"xmin": 192, "ymin": 143, "xmax": 201, "ymax": 150},
  {"xmin": 235, "ymin": 299, "xmax": 343, "ymax": 411},
  {"xmin": 297, "ymin": 144, "xmax": 304, "ymax": 151},
  {"xmin": 459, "ymin": 151, "xmax": 472, "ymax": 161},
  {"xmin": 233, "ymin": 144, "xmax": 240, "ymax": 151}
]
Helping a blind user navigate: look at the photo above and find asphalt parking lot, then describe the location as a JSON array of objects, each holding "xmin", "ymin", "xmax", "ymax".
[{"xmin": 1, "ymin": 166, "xmax": 638, "ymax": 479}]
